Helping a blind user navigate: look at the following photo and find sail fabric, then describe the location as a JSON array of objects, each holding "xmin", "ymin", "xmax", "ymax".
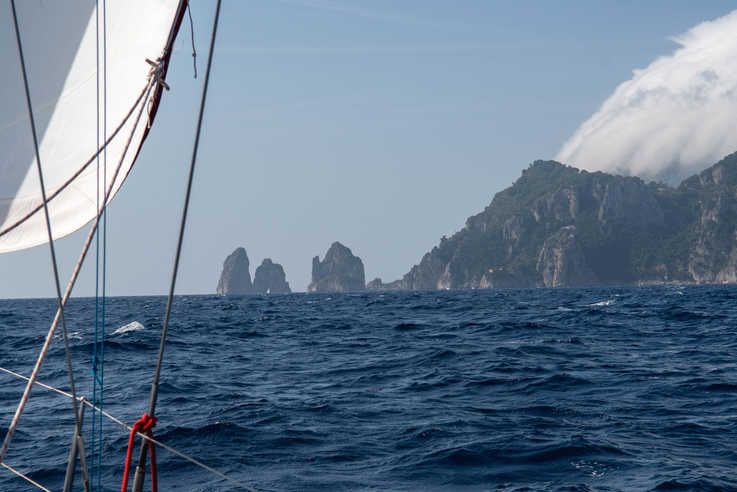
[{"xmin": 0, "ymin": 0, "xmax": 181, "ymax": 253}]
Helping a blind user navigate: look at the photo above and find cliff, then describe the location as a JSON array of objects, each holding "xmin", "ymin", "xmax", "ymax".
[
  {"xmin": 216, "ymin": 247, "xmax": 253, "ymax": 295},
  {"xmin": 308, "ymin": 242, "xmax": 366, "ymax": 292},
  {"xmin": 390, "ymin": 152, "xmax": 737, "ymax": 289}
]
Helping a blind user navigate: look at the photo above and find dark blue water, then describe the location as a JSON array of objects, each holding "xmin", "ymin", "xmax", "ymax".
[{"xmin": 2, "ymin": 286, "xmax": 737, "ymax": 491}]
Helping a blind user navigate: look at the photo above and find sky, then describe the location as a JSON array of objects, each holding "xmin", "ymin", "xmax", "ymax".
[{"xmin": 1, "ymin": 0, "xmax": 736, "ymax": 299}]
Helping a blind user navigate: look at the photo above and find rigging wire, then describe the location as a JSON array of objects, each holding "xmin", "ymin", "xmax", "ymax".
[
  {"xmin": 1, "ymin": 463, "xmax": 52, "ymax": 492},
  {"xmin": 92, "ymin": 0, "xmax": 101, "ymax": 485},
  {"xmin": 1, "ymin": 1, "xmax": 86, "ymax": 472},
  {"xmin": 0, "ymin": 366, "xmax": 258, "ymax": 492},
  {"xmin": 131, "ymin": 2, "xmax": 223, "ymax": 490}
]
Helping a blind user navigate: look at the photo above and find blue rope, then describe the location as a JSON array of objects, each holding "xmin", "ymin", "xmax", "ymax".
[
  {"xmin": 90, "ymin": 0, "xmax": 100, "ymax": 486},
  {"xmin": 97, "ymin": 1, "xmax": 108, "ymax": 488}
]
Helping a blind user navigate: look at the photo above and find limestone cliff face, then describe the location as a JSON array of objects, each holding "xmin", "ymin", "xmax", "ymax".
[
  {"xmin": 308, "ymin": 242, "xmax": 365, "ymax": 292},
  {"xmin": 536, "ymin": 226, "xmax": 597, "ymax": 287},
  {"xmin": 389, "ymin": 153, "xmax": 737, "ymax": 289},
  {"xmin": 253, "ymin": 259, "xmax": 291, "ymax": 294},
  {"xmin": 216, "ymin": 247, "xmax": 252, "ymax": 295},
  {"xmin": 680, "ymin": 156, "xmax": 737, "ymax": 283}
]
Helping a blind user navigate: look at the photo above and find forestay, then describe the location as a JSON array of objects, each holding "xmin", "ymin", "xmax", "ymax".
[{"xmin": 0, "ymin": 0, "xmax": 181, "ymax": 253}]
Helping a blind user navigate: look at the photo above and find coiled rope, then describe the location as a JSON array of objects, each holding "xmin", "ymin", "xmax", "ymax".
[{"xmin": 0, "ymin": 366, "xmax": 258, "ymax": 492}]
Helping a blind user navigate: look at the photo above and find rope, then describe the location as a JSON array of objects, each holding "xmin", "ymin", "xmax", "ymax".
[
  {"xmin": 1, "ymin": 463, "xmax": 52, "ymax": 492},
  {"xmin": 0, "ymin": 78, "xmax": 155, "ymax": 467},
  {"xmin": 5, "ymin": 0, "xmax": 84, "ymax": 464},
  {"xmin": 0, "ymin": 366, "xmax": 258, "ymax": 492},
  {"xmin": 132, "ymin": 2, "xmax": 222, "ymax": 490},
  {"xmin": 92, "ymin": 1, "xmax": 109, "ymax": 490},
  {"xmin": 187, "ymin": 2, "xmax": 197, "ymax": 78},
  {"xmin": 121, "ymin": 414, "xmax": 158, "ymax": 492}
]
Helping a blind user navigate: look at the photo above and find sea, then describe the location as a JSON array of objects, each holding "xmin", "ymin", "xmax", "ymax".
[{"xmin": 1, "ymin": 286, "xmax": 737, "ymax": 491}]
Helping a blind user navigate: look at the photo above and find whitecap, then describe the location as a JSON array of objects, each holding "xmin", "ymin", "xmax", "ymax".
[
  {"xmin": 54, "ymin": 331, "xmax": 82, "ymax": 341},
  {"xmin": 113, "ymin": 321, "xmax": 145, "ymax": 335},
  {"xmin": 587, "ymin": 300, "xmax": 615, "ymax": 307}
]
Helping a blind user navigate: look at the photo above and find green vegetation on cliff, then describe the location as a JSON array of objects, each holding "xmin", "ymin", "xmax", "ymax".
[{"xmin": 388, "ymin": 152, "xmax": 737, "ymax": 289}]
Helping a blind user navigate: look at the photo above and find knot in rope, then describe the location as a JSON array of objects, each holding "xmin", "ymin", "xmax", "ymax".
[
  {"xmin": 138, "ymin": 413, "xmax": 157, "ymax": 431},
  {"xmin": 121, "ymin": 413, "xmax": 158, "ymax": 492},
  {"xmin": 145, "ymin": 57, "xmax": 170, "ymax": 91}
]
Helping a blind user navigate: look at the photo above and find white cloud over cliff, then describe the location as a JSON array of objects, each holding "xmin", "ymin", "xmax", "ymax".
[{"xmin": 556, "ymin": 10, "xmax": 737, "ymax": 183}]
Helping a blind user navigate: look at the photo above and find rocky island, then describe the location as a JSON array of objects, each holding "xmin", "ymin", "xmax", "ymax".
[
  {"xmin": 217, "ymin": 247, "xmax": 291, "ymax": 295},
  {"xmin": 218, "ymin": 152, "xmax": 737, "ymax": 293},
  {"xmin": 253, "ymin": 259, "xmax": 291, "ymax": 294},
  {"xmin": 308, "ymin": 242, "xmax": 365, "ymax": 292},
  {"xmin": 372, "ymin": 152, "xmax": 737, "ymax": 289},
  {"xmin": 216, "ymin": 247, "xmax": 252, "ymax": 295}
]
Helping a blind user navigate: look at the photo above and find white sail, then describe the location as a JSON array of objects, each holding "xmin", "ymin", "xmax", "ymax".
[{"xmin": 0, "ymin": 0, "xmax": 182, "ymax": 253}]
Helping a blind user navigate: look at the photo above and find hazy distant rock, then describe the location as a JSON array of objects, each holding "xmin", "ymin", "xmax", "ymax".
[
  {"xmin": 308, "ymin": 242, "xmax": 365, "ymax": 292},
  {"xmin": 366, "ymin": 278, "xmax": 384, "ymax": 290},
  {"xmin": 253, "ymin": 258, "xmax": 291, "ymax": 294},
  {"xmin": 216, "ymin": 247, "xmax": 252, "ymax": 295},
  {"xmin": 366, "ymin": 277, "xmax": 404, "ymax": 291}
]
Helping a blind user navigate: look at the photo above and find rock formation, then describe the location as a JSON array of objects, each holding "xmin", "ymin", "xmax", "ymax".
[
  {"xmin": 366, "ymin": 278, "xmax": 383, "ymax": 290},
  {"xmin": 308, "ymin": 242, "xmax": 365, "ymax": 292},
  {"xmin": 385, "ymin": 152, "xmax": 737, "ymax": 288},
  {"xmin": 216, "ymin": 247, "xmax": 252, "ymax": 295},
  {"xmin": 366, "ymin": 277, "xmax": 405, "ymax": 291},
  {"xmin": 253, "ymin": 259, "xmax": 291, "ymax": 294}
]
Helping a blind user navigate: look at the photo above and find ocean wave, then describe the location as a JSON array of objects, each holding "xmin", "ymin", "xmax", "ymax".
[
  {"xmin": 158, "ymin": 421, "xmax": 251, "ymax": 443},
  {"xmin": 522, "ymin": 373, "xmax": 593, "ymax": 391},
  {"xmin": 651, "ymin": 478, "xmax": 736, "ymax": 491},
  {"xmin": 393, "ymin": 322, "xmax": 425, "ymax": 331},
  {"xmin": 113, "ymin": 320, "xmax": 145, "ymax": 335},
  {"xmin": 587, "ymin": 300, "xmax": 615, "ymax": 307}
]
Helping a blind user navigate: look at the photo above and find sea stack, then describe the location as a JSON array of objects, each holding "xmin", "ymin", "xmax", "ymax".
[
  {"xmin": 308, "ymin": 241, "xmax": 365, "ymax": 292},
  {"xmin": 366, "ymin": 278, "xmax": 384, "ymax": 290},
  {"xmin": 216, "ymin": 247, "xmax": 252, "ymax": 295},
  {"xmin": 366, "ymin": 277, "xmax": 403, "ymax": 291},
  {"xmin": 253, "ymin": 259, "xmax": 292, "ymax": 294}
]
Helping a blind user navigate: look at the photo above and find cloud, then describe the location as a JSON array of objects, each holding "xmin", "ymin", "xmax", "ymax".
[{"xmin": 556, "ymin": 10, "xmax": 737, "ymax": 183}]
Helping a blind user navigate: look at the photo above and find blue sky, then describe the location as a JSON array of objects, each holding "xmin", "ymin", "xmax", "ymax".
[{"xmin": 1, "ymin": 1, "xmax": 735, "ymax": 298}]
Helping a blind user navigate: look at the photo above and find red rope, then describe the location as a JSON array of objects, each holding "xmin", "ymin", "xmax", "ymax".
[{"xmin": 121, "ymin": 413, "xmax": 158, "ymax": 492}]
